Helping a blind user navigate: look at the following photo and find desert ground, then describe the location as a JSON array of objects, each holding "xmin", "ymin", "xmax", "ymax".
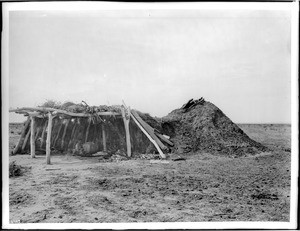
[{"xmin": 8, "ymin": 123, "xmax": 291, "ymax": 223}]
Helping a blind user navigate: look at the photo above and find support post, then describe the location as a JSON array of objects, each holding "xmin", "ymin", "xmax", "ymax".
[
  {"xmin": 30, "ymin": 116, "xmax": 36, "ymax": 158},
  {"xmin": 121, "ymin": 106, "xmax": 131, "ymax": 157},
  {"xmin": 102, "ymin": 124, "xmax": 107, "ymax": 152},
  {"xmin": 46, "ymin": 112, "xmax": 53, "ymax": 165}
]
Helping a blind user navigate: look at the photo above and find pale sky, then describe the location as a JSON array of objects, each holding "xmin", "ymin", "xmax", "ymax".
[{"xmin": 7, "ymin": 5, "xmax": 292, "ymax": 123}]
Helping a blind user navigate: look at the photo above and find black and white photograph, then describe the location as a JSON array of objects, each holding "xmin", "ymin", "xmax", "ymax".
[{"xmin": 2, "ymin": 2, "xmax": 298, "ymax": 230}]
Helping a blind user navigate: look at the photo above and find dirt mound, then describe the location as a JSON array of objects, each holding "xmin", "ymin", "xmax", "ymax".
[{"xmin": 162, "ymin": 100, "xmax": 267, "ymax": 157}]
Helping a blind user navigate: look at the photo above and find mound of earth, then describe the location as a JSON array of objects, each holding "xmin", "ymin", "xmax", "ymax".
[{"xmin": 161, "ymin": 100, "xmax": 267, "ymax": 157}]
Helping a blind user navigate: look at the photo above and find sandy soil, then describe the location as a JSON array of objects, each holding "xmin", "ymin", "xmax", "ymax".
[{"xmin": 8, "ymin": 124, "xmax": 291, "ymax": 223}]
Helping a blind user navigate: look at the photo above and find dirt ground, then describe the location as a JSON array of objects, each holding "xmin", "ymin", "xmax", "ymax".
[{"xmin": 8, "ymin": 123, "xmax": 291, "ymax": 223}]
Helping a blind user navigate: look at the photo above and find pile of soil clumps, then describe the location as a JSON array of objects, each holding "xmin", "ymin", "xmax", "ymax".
[{"xmin": 161, "ymin": 99, "xmax": 267, "ymax": 157}]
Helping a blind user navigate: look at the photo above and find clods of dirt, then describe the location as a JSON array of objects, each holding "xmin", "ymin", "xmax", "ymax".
[
  {"xmin": 251, "ymin": 193, "xmax": 279, "ymax": 200},
  {"xmin": 10, "ymin": 191, "xmax": 33, "ymax": 206},
  {"xmin": 162, "ymin": 101, "xmax": 268, "ymax": 156},
  {"xmin": 128, "ymin": 210, "xmax": 148, "ymax": 218}
]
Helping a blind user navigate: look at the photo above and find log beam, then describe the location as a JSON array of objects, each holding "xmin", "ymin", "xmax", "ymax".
[
  {"xmin": 67, "ymin": 121, "xmax": 77, "ymax": 150},
  {"xmin": 10, "ymin": 107, "xmax": 121, "ymax": 117},
  {"xmin": 27, "ymin": 112, "xmax": 42, "ymax": 117},
  {"xmin": 46, "ymin": 112, "xmax": 53, "ymax": 165},
  {"xmin": 22, "ymin": 128, "xmax": 31, "ymax": 153},
  {"xmin": 70, "ymin": 120, "xmax": 77, "ymax": 140},
  {"xmin": 155, "ymin": 132, "xmax": 174, "ymax": 146},
  {"xmin": 121, "ymin": 106, "xmax": 131, "ymax": 157},
  {"xmin": 13, "ymin": 117, "xmax": 30, "ymax": 155},
  {"xmin": 102, "ymin": 124, "xmax": 107, "ymax": 152},
  {"xmin": 131, "ymin": 110, "xmax": 167, "ymax": 150},
  {"xmin": 130, "ymin": 113, "xmax": 166, "ymax": 159},
  {"xmin": 40, "ymin": 120, "xmax": 48, "ymax": 149},
  {"xmin": 35, "ymin": 127, "xmax": 41, "ymax": 142}
]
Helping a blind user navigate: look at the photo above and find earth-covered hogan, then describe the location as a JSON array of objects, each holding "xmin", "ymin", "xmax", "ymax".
[
  {"xmin": 162, "ymin": 98, "xmax": 267, "ymax": 157},
  {"xmin": 10, "ymin": 98, "xmax": 267, "ymax": 161}
]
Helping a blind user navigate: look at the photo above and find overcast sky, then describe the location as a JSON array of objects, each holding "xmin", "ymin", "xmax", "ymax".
[{"xmin": 7, "ymin": 6, "xmax": 292, "ymax": 123}]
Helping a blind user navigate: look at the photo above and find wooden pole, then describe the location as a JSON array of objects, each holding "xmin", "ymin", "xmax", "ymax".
[
  {"xmin": 70, "ymin": 120, "xmax": 77, "ymax": 140},
  {"xmin": 40, "ymin": 120, "xmax": 48, "ymax": 149},
  {"xmin": 121, "ymin": 106, "xmax": 131, "ymax": 157},
  {"xmin": 10, "ymin": 107, "xmax": 121, "ymax": 117},
  {"xmin": 30, "ymin": 116, "xmax": 36, "ymax": 158},
  {"xmin": 155, "ymin": 132, "xmax": 174, "ymax": 146},
  {"xmin": 61, "ymin": 119, "xmax": 70, "ymax": 149},
  {"xmin": 67, "ymin": 121, "xmax": 77, "ymax": 149},
  {"xmin": 102, "ymin": 124, "xmax": 107, "ymax": 152},
  {"xmin": 53, "ymin": 122, "xmax": 63, "ymax": 147},
  {"xmin": 50, "ymin": 118, "xmax": 56, "ymax": 141},
  {"xmin": 13, "ymin": 117, "xmax": 30, "ymax": 155},
  {"xmin": 130, "ymin": 113, "xmax": 166, "ymax": 159},
  {"xmin": 22, "ymin": 128, "xmax": 31, "ymax": 153},
  {"xmin": 85, "ymin": 117, "xmax": 91, "ymax": 143},
  {"xmin": 35, "ymin": 126, "xmax": 41, "ymax": 142},
  {"xmin": 46, "ymin": 112, "xmax": 53, "ymax": 165},
  {"xmin": 131, "ymin": 110, "xmax": 168, "ymax": 150}
]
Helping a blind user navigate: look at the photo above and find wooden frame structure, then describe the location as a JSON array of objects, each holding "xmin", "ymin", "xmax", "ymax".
[{"xmin": 10, "ymin": 103, "xmax": 173, "ymax": 164}]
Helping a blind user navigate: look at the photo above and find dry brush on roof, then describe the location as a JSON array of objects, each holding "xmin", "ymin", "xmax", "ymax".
[{"xmin": 11, "ymin": 100, "xmax": 170, "ymax": 156}]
